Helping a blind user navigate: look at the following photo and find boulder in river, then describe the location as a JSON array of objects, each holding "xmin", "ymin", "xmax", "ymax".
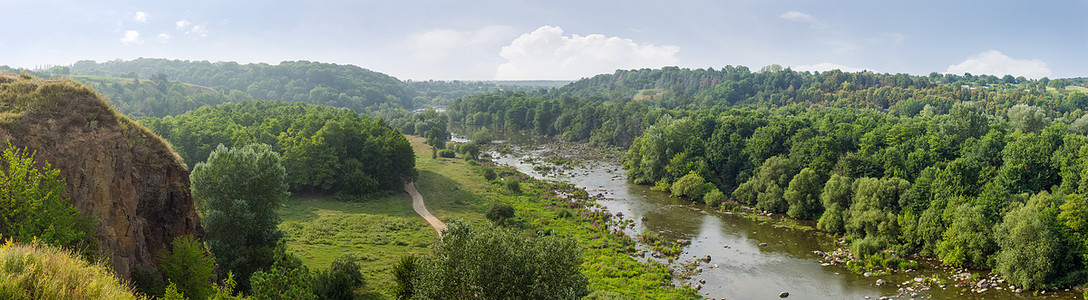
[
  {"xmin": 759, "ymin": 242, "xmax": 769, "ymax": 247},
  {"xmin": 779, "ymin": 291, "xmax": 789, "ymax": 298}
]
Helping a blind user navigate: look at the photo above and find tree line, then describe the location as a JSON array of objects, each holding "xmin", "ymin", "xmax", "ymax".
[{"xmin": 139, "ymin": 100, "xmax": 416, "ymax": 195}]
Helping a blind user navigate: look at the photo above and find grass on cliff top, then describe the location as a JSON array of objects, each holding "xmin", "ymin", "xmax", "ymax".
[{"xmin": 0, "ymin": 240, "xmax": 138, "ymax": 300}]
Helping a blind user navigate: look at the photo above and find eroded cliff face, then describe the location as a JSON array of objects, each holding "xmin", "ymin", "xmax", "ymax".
[{"xmin": 0, "ymin": 75, "xmax": 202, "ymax": 278}]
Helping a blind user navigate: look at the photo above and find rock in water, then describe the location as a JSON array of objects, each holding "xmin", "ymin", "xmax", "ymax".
[
  {"xmin": 0, "ymin": 76, "xmax": 203, "ymax": 280},
  {"xmin": 779, "ymin": 291, "xmax": 789, "ymax": 298}
]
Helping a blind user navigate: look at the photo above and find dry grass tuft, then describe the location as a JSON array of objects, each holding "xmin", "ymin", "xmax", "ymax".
[{"xmin": 0, "ymin": 240, "xmax": 138, "ymax": 300}]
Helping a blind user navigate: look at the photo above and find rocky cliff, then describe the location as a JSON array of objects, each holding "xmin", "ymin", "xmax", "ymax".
[{"xmin": 0, "ymin": 74, "xmax": 203, "ymax": 278}]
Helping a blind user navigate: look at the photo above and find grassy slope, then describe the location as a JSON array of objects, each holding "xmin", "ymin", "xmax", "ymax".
[
  {"xmin": 278, "ymin": 135, "xmax": 696, "ymax": 299},
  {"xmin": 0, "ymin": 241, "xmax": 138, "ymax": 299}
]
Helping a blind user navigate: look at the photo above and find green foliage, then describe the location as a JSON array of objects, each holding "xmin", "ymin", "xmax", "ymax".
[
  {"xmin": 437, "ymin": 149, "xmax": 456, "ymax": 158},
  {"xmin": 459, "ymin": 142, "xmax": 480, "ymax": 161},
  {"xmin": 935, "ymin": 204, "xmax": 995, "ymax": 268},
  {"xmin": 472, "ymin": 127, "xmax": 493, "ymax": 144},
  {"xmin": 994, "ymin": 192, "xmax": 1061, "ymax": 290},
  {"xmin": 142, "ymin": 100, "xmax": 416, "ymax": 194},
  {"xmin": 486, "ymin": 203, "xmax": 516, "ymax": 225},
  {"xmin": 157, "ymin": 235, "xmax": 216, "ymax": 300},
  {"xmin": 0, "ymin": 242, "xmax": 138, "ymax": 299},
  {"xmin": 505, "ymin": 178, "xmax": 521, "ymax": 193},
  {"xmin": 0, "ymin": 144, "xmax": 95, "ymax": 254},
  {"xmin": 845, "ymin": 177, "xmax": 911, "ymax": 245},
  {"xmin": 704, "ymin": 188, "xmax": 726, "ymax": 207},
  {"xmin": 1007, "ymin": 104, "xmax": 1049, "ymax": 134},
  {"xmin": 483, "ymin": 168, "xmax": 497, "ymax": 181},
  {"xmin": 312, "ymin": 254, "xmax": 365, "ymax": 300},
  {"xmin": 405, "ymin": 220, "xmax": 589, "ymax": 299},
  {"xmin": 250, "ymin": 240, "xmax": 315, "ymax": 300},
  {"xmin": 784, "ymin": 168, "xmax": 823, "ymax": 219},
  {"xmin": 734, "ymin": 156, "xmax": 795, "ymax": 213},
  {"xmin": 191, "ymin": 143, "xmax": 289, "ymax": 292},
  {"xmin": 392, "ymin": 255, "xmax": 419, "ymax": 300},
  {"xmin": 162, "ymin": 282, "xmax": 186, "ymax": 300},
  {"xmin": 670, "ymin": 171, "xmax": 706, "ymax": 200},
  {"xmin": 209, "ymin": 272, "xmax": 246, "ymax": 300}
]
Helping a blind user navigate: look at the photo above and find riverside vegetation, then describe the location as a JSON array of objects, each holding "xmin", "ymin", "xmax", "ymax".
[{"xmin": 2, "ymin": 61, "xmax": 1087, "ymax": 299}]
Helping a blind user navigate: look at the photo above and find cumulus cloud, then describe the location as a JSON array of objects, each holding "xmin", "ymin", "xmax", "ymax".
[
  {"xmin": 134, "ymin": 11, "xmax": 148, "ymax": 23},
  {"xmin": 791, "ymin": 62, "xmax": 871, "ymax": 73},
  {"xmin": 157, "ymin": 33, "xmax": 171, "ymax": 43},
  {"xmin": 409, "ymin": 26, "xmax": 516, "ymax": 62},
  {"xmin": 946, "ymin": 50, "xmax": 1051, "ymax": 79},
  {"xmin": 780, "ymin": 11, "xmax": 827, "ymax": 29},
  {"xmin": 120, "ymin": 30, "xmax": 142, "ymax": 45},
  {"xmin": 496, "ymin": 26, "xmax": 679, "ymax": 80},
  {"xmin": 175, "ymin": 19, "xmax": 208, "ymax": 39}
]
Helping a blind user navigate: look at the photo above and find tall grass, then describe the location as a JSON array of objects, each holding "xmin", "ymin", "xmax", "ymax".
[{"xmin": 0, "ymin": 240, "xmax": 138, "ymax": 300}]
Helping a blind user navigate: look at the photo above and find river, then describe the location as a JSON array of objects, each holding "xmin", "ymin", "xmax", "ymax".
[{"xmin": 454, "ymin": 127, "xmax": 1078, "ymax": 299}]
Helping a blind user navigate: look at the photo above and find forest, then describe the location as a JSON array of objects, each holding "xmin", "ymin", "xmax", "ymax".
[{"xmin": 448, "ymin": 66, "xmax": 1088, "ymax": 289}]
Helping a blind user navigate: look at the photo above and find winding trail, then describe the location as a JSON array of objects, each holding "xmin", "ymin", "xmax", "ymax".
[{"xmin": 405, "ymin": 182, "xmax": 446, "ymax": 234}]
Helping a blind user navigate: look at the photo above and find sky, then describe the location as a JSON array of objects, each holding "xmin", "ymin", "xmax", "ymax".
[{"xmin": 1, "ymin": 0, "xmax": 1085, "ymax": 81}]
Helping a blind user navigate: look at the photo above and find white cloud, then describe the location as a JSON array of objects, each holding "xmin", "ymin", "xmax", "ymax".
[
  {"xmin": 409, "ymin": 26, "xmax": 516, "ymax": 62},
  {"xmin": 780, "ymin": 11, "xmax": 827, "ymax": 29},
  {"xmin": 134, "ymin": 11, "xmax": 148, "ymax": 23},
  {"xmin": 946, "ymin": 50, "xmax": 1051, "ymax": 79},
  {"xmin": 157, "ymin": 33, "xmax": 171, "ymax": 43},
  {"xmin": 792, "ymin": 63, "xmax": 872, "ymax": 73},
  {"xmin": 175, "ymin": 19, "xmax": 208, "ymax": 39},
  {"xmin": 496, "ymin": 25, "xmax": 679, "ymax": 80},
  {"xmin": 119, "ymin": 30, "xmax": 142, "ymax": 45},
  {"xmin": 187, "ymin": 25, "xmax": 208, "ymax": 38}
]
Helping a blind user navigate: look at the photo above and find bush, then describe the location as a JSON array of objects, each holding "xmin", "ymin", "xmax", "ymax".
[
  {"xmin": 0, "ymin": 241, "xmax": 138, "ymax": 299},
  {"xmin": 670, "ymin": 172, "xmax": 706, "ymax": 199},
  {"xmin": 483, "ymin": 168, "xmax": 497, "ymax": 181},
  {"xmin": 250, "ymin": 241, "xmax": 315, "ymax": 299},
  {"xmin": 505, "ymin": 179, "xmax": 521, "ymax": 193},
  {"xmin": 704, "ymin": 188, "xmax": 726, "ymax": 207},
  {"xmin": 486, "ymin": 204, "xmax": 516, "ymax": 224},
  {"xmin": 392, "ymin": 255, "xmax": 419, "ymax": 300},
  {"xmin": 0, "ymin": 144, "xmax": 96, "ymax": 254},
  {"xmin": 312, "ymin": 253, "xmax": 365, "ymax": 300},
  {"xmin": 157, "ymin": 235, "xmax": 216, "ymax": 300},
  {"xmin": 438, "ymin": 149, "xmax": 456, "ymax": 158}
]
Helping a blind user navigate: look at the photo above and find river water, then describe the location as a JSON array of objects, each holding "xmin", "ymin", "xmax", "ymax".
[{"xmin": 455, "ymin": 128, "xmax": 1077, "ymax": 299}]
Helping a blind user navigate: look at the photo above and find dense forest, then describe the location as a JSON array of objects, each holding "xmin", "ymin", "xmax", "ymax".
[
  {"xmin": 448, "ymin": 66, "xmax": 1088, "ymax": 289},
  {"xmin": 139, "ymin": 100, "xmax": 416, "ymax": 194}
]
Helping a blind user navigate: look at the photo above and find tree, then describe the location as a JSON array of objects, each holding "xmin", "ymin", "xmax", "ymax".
[
  {"xmin": 670, "ymin": 171, "xmax": 706, "ymax": 200},
  {"xmin": 392, "ymin": 256, "xmax": 419, "ymax": 300},
  {"xmin": 0, "ymin": 144, "xmax": 95, "ymax": 252},
  {"xmin": 1007, "ymin": 104, "xmax": 1049, "ymax": 134},
  {"xmin": 250, "ymin": 241, "xmax": 315, "ymax": 300},
  {"xmin": 460, "ymin": 142, "xmax": 480, "ymax": 161},
  {"xmin": 157, "ymin": 235, "xmax": 216, "ymax": 300},
  {"xmin": 817, "ymin": 175, "xmax": 853, "ymax": 233},
  {"xmin": 943, "ymin": 101, "xmax": 989, "ymax": 142},
  {"xmin": 704, "ymin": 188, "xmax": 726, "ymax": 207},
  {"xmin": 190, "ymin": 143, "xmax": 289, "ymax": 292},
  {"xmin": 312, "ymin": 254, "xmax": 365, "ymax": 300},
  {"xmin": 994, "ymin": 191, "xmax": 1061, "ymax": 290},
  {"xmin": 784, "ymin": 168, "xmax": 823, "ymax": 219},
  {"xmin": 405, "ymin": 220, "xmax": 588, "ymax": 299},
  {"xmin": 936, "ymin": 204, "xmax": 995, "ymax": 268}
]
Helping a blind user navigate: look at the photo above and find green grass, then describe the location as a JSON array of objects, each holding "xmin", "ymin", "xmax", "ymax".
[
  {"xmin": 278, "ymin": 193, "xmax": 436, "ymax": 299},
  {"xmin": 278, "ymin": 136, "xmax": 697, "ymax": 299},
  {"xmin": 0, "ymin": 240, "xmax": 138, "ymax": 300}
]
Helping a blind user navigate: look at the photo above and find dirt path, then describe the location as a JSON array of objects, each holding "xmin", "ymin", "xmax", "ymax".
[{"xmin": 405, "ymin": 182, "xmax": 446, "ymax": 234}]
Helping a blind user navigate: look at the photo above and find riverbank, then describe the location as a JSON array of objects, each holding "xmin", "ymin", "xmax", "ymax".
[{"xmin": 481, "ymin": 134, "xmax": 1084, "ymax": 299}]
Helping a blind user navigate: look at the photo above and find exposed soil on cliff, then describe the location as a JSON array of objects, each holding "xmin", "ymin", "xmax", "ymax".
[{"xmin": 0, "ymin": 74, "xmax": 203, "ymax": 279}]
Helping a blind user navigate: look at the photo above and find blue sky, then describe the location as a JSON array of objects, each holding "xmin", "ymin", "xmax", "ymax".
[{"xmin": 1, "ymin": 0, "xmax": 1085, "ymax": 80}]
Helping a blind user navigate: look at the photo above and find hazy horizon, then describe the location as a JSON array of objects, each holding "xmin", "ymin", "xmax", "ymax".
[{"xmin": 3, "ymin": 0, "xmax": 1085, "ymax": 80}]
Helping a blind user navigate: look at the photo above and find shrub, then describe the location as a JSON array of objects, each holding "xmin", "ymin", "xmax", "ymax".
[
  {"xmin": 392, "ymin": 255, "xmax": 419, "ymax": 300},
  {"xmin": 0, "ymin": 144, "xmax": 96, "ymax": 254},
  {"xmin": 250, "ymin": 241, "xmax": 315, "ymax": 299},
  {"xmin": 670, "ymin": 166, "xmax": 706, "ymax": 196},
  {"xmin": 438, "ymin": 149, "xmax": 456, "ymax": 158},
  {"xmin": 157, "ymin": 235, "xmax": 216, "ymax": 300},
  {"xmin": 483, "ymin": 168, "xmax": 497, "ymax": 181},
  {"xmin": 312, "ymin": 253, "xmax": 365, "ymax": 300},
  {"xmin": 486, "ymin": 204, "xmax": 516, "ymax": 224},
  {"xmin": 704, "ymin": 188, "xmax": 726, "ymax": 207},
  {"xmin": 505, "ymin": 179, "xmax": 521, "ymax": 193}
]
